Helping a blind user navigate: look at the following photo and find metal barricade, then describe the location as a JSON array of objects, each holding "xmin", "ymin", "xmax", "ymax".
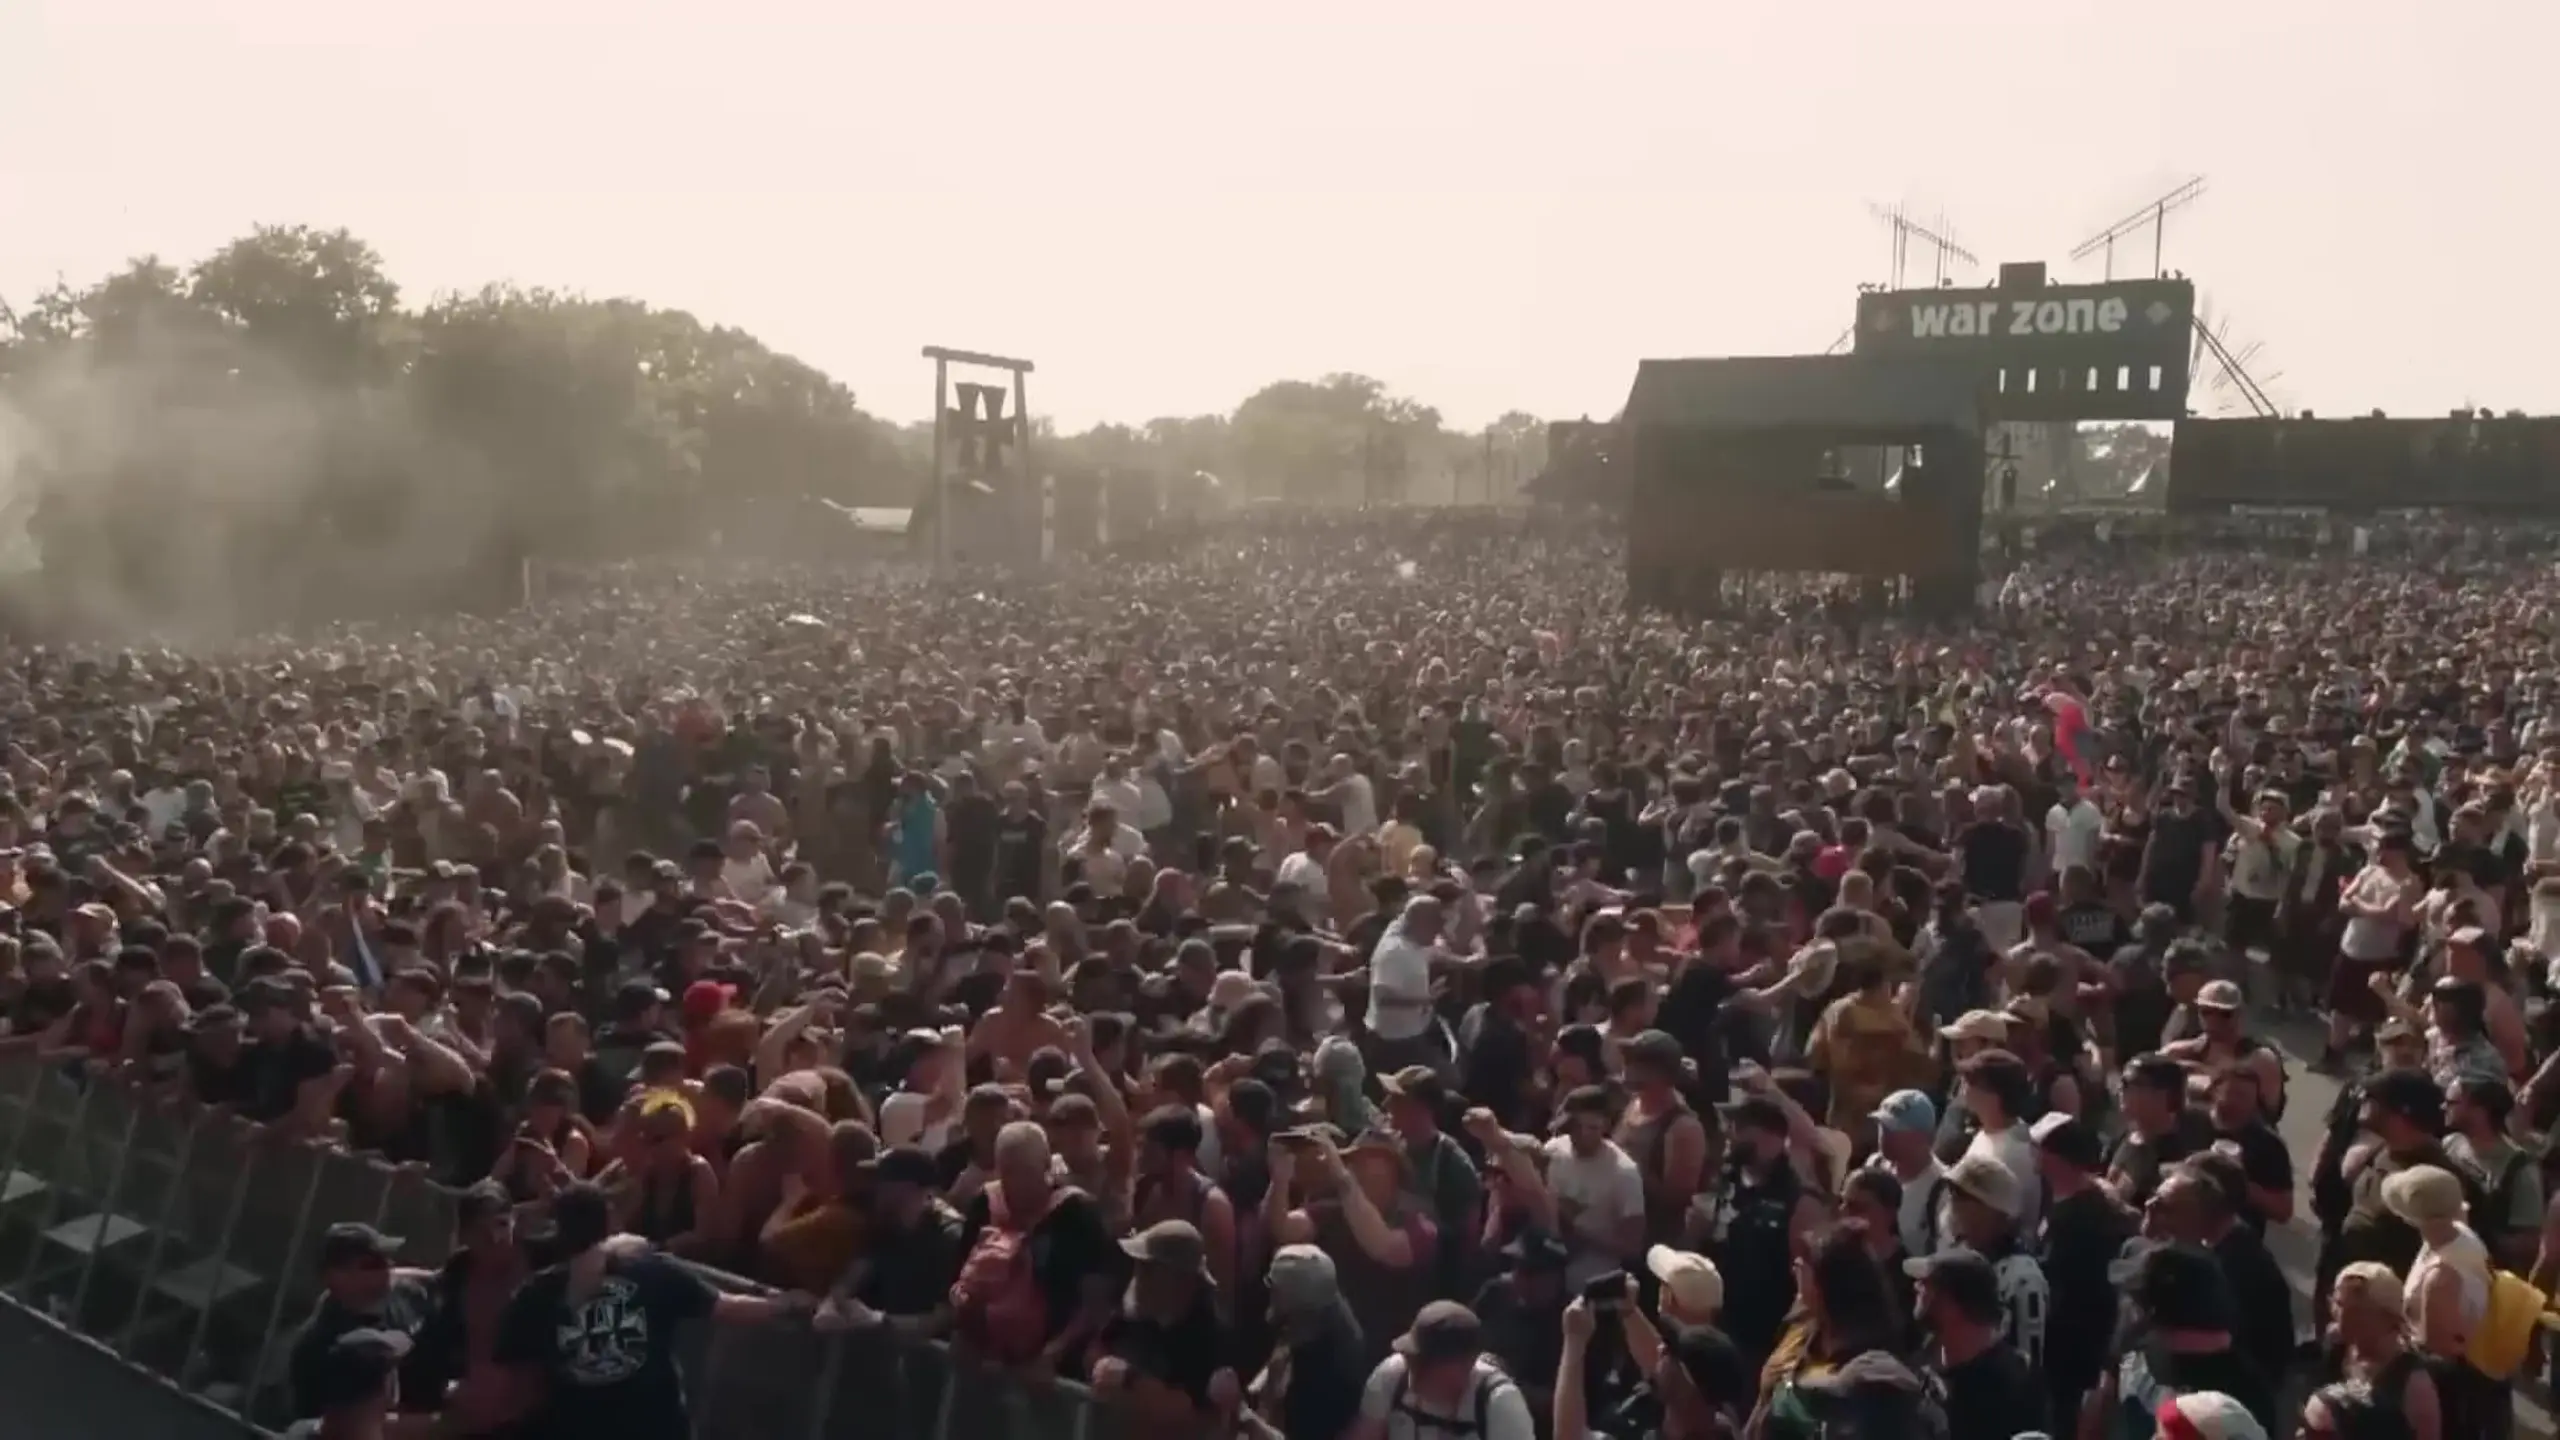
[{"xmin": 0, "ymin": 1050, "xmax": 1134, "ymax": 1440}]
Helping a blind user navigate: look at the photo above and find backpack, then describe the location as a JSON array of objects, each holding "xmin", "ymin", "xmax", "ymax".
[
  {"xmin": 951, "ymin": 1181, "xmax": 1077, "ymax": 1366},
  {"xmin": 2465, "ymin": 1267, "xmax": 2549, "ymax": 1380},
  {"xmin": 1386, "ymin": 1358, "xmax": 1513, "ymax": 1440}
]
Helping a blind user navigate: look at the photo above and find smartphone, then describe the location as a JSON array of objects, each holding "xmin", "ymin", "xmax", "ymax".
[{"xmin": 1579, "ymin": 1270, "xmax": 1627, "ymax": 1312}]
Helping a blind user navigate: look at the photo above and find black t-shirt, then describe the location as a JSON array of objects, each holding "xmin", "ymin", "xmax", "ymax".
[
  {"xmin": 2037, "ymin": 1186, "xmax": 2135, "ymax": 1397},
  {"xmin": 1470, "ymin": 1273, "xmax": 1564, "ymax": 1396},
  {"xmin": 956, "ymin": 1186, "xmax": 1119, "ymax": 1344},
  {"xmin": 239, "ymin": 1027, "xmax": 339, "ymax": 1123},
  {"xmin": 1460, "ymin": 1013, "xmax": 1537, "ymax": 1133},
  {"xmin": 946, "ymin": 793, "xmax": 999, "ymax": 880},
  {"xmin": 2107, "ymin": 945, "xmax": 2173, "ymax": 1059},
  {"xmin": 1929, "ymin": 1340, "xmax": 2047, "ymax": 1440},
  {"xmin": 2213, "ymin": 1226, "xmax": 2297, "ymax": 1390},
  {"xmin": 187, "ymin": 1047, "xmax": 251, "ymax": 1108},
  {"xmin": 2103, "ymin": 1109, "xmax": 2213, "ymax": 1211},
  {"xmin": 494, "ymin": 1251, "xmax": 717, "ymax": 1440},
  {"xmin": 1523, "ymin": 780, "xmax": 1573, "ymax": 843},
  {"xmin": 6, "ymin": 977, "xmax": 76, "ymax": 1036},
  {"xmin": 2145, "ymin": 809, "xmax": 2211, "ymax": 895},
  {"xmin": 1654, "ymin": 963, "xmax": 1736, "ymax": 1108},
  {"xmin": 288, "ymin": 1273, "xmax": 444, "ymax": 1419},
  {"xmin": 2058, "ymin": 902, "xmax": 2125, "ymax": 954},
  {"xmin": 1278, "ymin": 1308, "xmax": 1370, "ymax": 1440},
  {"xmin": 1094, "ymin": 1287, "xmax": 1226, "ymax": 1407},
  {"xmin": 1956, "ymin": 823, "xmax": 2030, "ymax": 902},
  {"xmin": 859, "ymin": 1202, "xmax": 967, "ymax": 1317},
  {"xmin": 992, "ymin": 814, "xmax": 1048, "ymax": 904},
  {"xmin": 2213, "ymin": 1121, "xmax": 2294, "ymax": 1235}
]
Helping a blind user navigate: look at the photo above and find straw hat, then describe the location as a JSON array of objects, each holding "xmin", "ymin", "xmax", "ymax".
[{"xmin": 2379, "ymin": 1164, "xmax": 2468, "ymax": 1226}]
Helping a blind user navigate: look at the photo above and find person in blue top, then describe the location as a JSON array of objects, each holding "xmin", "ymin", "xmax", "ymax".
[{"xmin": 885, "ymin": 771, "xmax": 944, "ymax": 888}]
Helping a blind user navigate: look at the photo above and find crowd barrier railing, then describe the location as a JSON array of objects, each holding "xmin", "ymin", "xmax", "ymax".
[{"xmin": 0, "ymin": 1049, "xmax": 1138, "ymax": 1440}]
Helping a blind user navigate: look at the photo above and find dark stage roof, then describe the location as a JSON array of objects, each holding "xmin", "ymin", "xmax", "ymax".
[{"xmin": 1623, "ymin": 353, "xmax": 1984, "ymax": 434}]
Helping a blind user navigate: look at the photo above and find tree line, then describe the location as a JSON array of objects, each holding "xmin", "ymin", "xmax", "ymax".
[{"xmin": 0, "ymin": 225, "xmax": 1553, "ymax": 621}]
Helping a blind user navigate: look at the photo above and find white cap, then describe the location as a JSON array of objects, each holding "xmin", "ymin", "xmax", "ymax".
[{"xmin": 1645, "ymin": 1245, "xmax": 1723, "ymax": 1316}]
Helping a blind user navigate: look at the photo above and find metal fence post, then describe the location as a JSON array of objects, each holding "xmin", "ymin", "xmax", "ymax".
[
  {"xmin": 0, "ymin": 1053, "xmax": 48, "ymax": 1185},
  {"xmin": 178, "ymin": 1125, "xmax": 265, "ymax": 1388},
  {"xmin": 4, "ymin": 1069, "xmax": 99, "ymax": 1293},
  {"xmin": 116, "ymin": 1107, "xmax": 202, "ymax": 1355},
  {"xmin": 235, "ymin": 1142, "xmax": 329, "ymax": 1418},
  {"xmin": 926, "ymin": 1347, "xmax": 961, "ymax": 1440},
  {"xmin": 801, "ymin": 1331, "xmax": 845, "ymax": 1440},
  {"xmin": 691, "ymin": 1323, "xmax": 729, "ymax": 1440},
  {"xmin": 67, "ymin": 1086, "xmax": 144, "ymax": 1322}
]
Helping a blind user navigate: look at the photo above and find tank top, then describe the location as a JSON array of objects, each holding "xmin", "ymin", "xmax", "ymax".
[
  {"xmin": 2406, "ymin": 1227, "xmax": 2492, "ymax": 1340},
  {"xmin": 1310, "ymin": 1199, "xmax": 1431, "ymax": 1370},
  {"xmin": 1133, "ymin": 1168, "xmax": 1212, "ymax": 1232},
  {"xmin": 1708, "ymin": 1159, "xmax": 1801, "ymax": 1357},
  {"xmin": 1613, "ymin": 1097, "xmax": 1695, "ymax": 1243},
  {"xmin": 2339, "ymin": 1143, "xmax": 2460, "ymax": 1273},
  {"xmin": 634, "ymin": 1165, "xmax": 698, "ymax": 1244}
]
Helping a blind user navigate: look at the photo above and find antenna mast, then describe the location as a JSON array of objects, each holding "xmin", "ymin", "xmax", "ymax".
[
  {"xmin": 1868, "ymin": 202, "xmax": 1978, "ymax": 288},
  {"xmin": 2068, "ymin": 175, "xmax": 2208, "ymax": 280}
]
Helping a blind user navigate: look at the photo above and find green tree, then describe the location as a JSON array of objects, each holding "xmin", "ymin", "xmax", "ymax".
[{"xmin": 1229, "ymin": 373, "xmax": 1442, "ymax": 503}]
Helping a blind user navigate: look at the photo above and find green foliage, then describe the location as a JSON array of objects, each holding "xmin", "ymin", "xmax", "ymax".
[{"xmin": 0, "ymin": 224, "xmax": 1543, "ymax": 616}]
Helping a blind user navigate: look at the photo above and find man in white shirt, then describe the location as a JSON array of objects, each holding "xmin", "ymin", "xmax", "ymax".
[
  {"xmin": 1859, "ymin": 1089, "xmax": 1946, "ymax": 1257},
  {"xmin": 1541, "ymin": 1088, "xmax": 1648, "ymax": 1287},
  {"xmin": 1363, "ymin": 895, "xmax": 1448, "ymax": 1074},
  {"xmin": 1317, "ymin": 753, "xmax": 1377, "ymax": 837},
  {"xmin": 981, "ymin": 699, "xmax": 1049, "ymax": 779},
  {"xmin": 2045, "ymin": 776, "xmax": 2105, "ymax": 876},
  {"xmin": 1089, "ymin": 756, "xmax": 1145, "ymax": 830},
  {"xmin": 1274, "ymin": 825, "xmax": 1337, "ymax": 925}
]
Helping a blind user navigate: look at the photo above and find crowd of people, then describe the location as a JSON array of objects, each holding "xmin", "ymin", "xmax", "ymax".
[{"xmin": 1, "ymin": 507, "xmax": 2558, "ymax": 1440}]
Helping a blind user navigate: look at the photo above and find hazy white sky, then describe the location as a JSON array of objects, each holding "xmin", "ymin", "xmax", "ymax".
[{"xmin": 4, "ymin": 2, "xmax": 2551, "ymax": 430}]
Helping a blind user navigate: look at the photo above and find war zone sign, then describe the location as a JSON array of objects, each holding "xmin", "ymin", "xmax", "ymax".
[{"xmin": 1853, "ymin": 277, "xmax": 2195, "ymax": 422}]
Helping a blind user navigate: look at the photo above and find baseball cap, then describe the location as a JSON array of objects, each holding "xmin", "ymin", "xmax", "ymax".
[
  {"xmin": 2029, "ymin": 1112, "xmax": 2102, "ymax": 1171},
  {"xmin": 1267, "ymin": 1244, "xmax": 1340, "ymax": 1317},
  {"xmin": 455, "ymin": 1180, "xmax": 512, "ymax": 1226},
  {"xmin": 2194, "ymin": 979, "xmax": 2243, "ymax": 1012},
  {"xmin": 1943, "ymin": 1152, "xmax": 2021, "ymax": 1216},
  {"xmin": 302, "ymin": 1327, "xmax": 414, "ymax": 1413},
  {"xmin": 1645, "ymin": 1245, "xmax": 1724, "ymax": 1314},
  {"xmin": 2155, "ymin": 1392, "xmax": 2269, "ymax": 1440},
  {"xmin": 1121, "ymin": 1219, "xmax": 1211, "ymax": 1275},
  {"xmin": 1902, "ymin": 1246, "xmax": 2001, "ymax": 1319},
  {"xmin": 1623, "ymin": 1029, "xmax": 1685, "ymax": 1069},
  {"xmin": 868, "ymin": 1145, "xmax": 941, "ymax": 1189},
  {"xmin": 2111, "ymin": 1240, "xmax": 2235, "ymax": 1332},
  {"xmin": 318, "ymin": 1223, "xmax": 403, "ymax": 1270},
  {"xmin": 2364, "ymin": 1067, "xmax": 2446, "ymax": 1129},
  {"xmin": 1868, "ymin": 1089, "xmax": 1936, "ymax": 1135},
  {"xmin": 1378, "ymin": 1065, "xmax": 1448, "ymax": 1109},
  {"xmin": 1938, "ymin": 1009, "xmax": 2012, "ymax": 1044},
  {"xmin": 1393, "ymin": 1300, "xmax": 1485, "ymax": 1364}
]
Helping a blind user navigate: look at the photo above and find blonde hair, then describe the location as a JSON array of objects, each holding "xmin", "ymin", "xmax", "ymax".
[{"xmin": 2335, "ymin": 1261, "xmax": 2407, "ymax": 1316}]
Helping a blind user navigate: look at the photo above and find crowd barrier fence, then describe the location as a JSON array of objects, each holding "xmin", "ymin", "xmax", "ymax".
[{"xmin": 0, "ymin": 1048, "xmax": 1140, "ymax": 1440}]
